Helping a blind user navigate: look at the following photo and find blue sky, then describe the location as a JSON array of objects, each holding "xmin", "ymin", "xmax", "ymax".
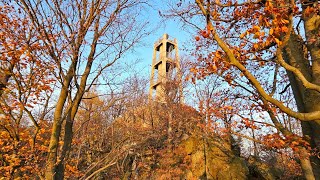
[
  {"xmin": 92, "ymin": 1, "xmax": 198, "ymax": 98},
  {"xmin": 126, "ymin": 1, "xmax": 194, "ymax": 78}
]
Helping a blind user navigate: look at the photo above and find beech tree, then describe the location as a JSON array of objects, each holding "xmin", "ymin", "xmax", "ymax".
[
  {"xmin": 167, "ymin": 0, "xmax": 320, "ymax": 179},
  {"xmin": 0, "ymin": 6, "xmax": 55, "ymax": 178},
  {"xmin": 2, "ymin": 0, "xmax": 319, "ymax": 178},
  {"xmin": 7, "ymin": 0, "xmax": 149, "ymax": 179}
]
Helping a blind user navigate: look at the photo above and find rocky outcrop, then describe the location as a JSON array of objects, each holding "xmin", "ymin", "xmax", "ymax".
[{"xmin": 181, "ymin": 135, "xmax": 249, "ymax": 180}]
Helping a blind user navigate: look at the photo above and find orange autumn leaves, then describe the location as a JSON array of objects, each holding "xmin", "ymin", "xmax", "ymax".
[
  {"xmin": 193, "ymin": 0, "xmax": 295, "ymax": 64},
  {"xmin": 190, "ymin": 0, "xmax": 312, "ymax": 154},
  {"xmin": 0, "ymin": 6, "xmax": 56, "ymax": 179},
  {"xmin": 0, "ymin": 124, "xmax": 51, "ymax": 177},
  {"xmin": 0, "ymin": 6, "xmax": 55, "ymax": 110},
  {"xmin": 0, "ymin": 6, "xmax": 55, "ymax": 99},
  {"xmin": 191, "ymin": 0, "xmax": 300, "ymax": 88}
]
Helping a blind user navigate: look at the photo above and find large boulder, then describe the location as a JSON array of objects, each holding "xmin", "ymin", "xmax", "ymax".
[{"xmin": 181, "ymin": 135, "xmax": 249, "ymax": 180}]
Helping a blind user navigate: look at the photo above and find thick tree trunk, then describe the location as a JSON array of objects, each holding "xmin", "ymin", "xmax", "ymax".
[
  {"xmin": 51, "ymin": 44, "xmax": 94, "ymax": 178},
  {"xmin": 56, "ymin": 116, "xmax": 74, "ymax": 179},
  {"xmin": 283, "ymin": 32, "xmax": 320, "ymax": 178},
  {"xmin": 302, "ymin": 2, "xmax": 320, "ymax": 176},
  {"xmin": 56, "ymin": 96, "xmax": 84, "ymax": 179},
  {"xmin": 45, "ymin": 71, "xmax": 74, "ymax": 179},
  {"xmin": 299, "ymin": 147, "xmax": 316, "ymax": 180},
  {"xmin": 302, "ymin": 103, "xmax": 320, "ymax": 178},
  {"xmin": 45, "ymin": 100, "xmax": 66, "ymax": 179}
]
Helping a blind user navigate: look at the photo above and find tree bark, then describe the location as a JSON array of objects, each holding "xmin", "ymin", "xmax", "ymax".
[
  {"xmin": 299, "ymin": 147, "xmax": 316, "ymax": 180},
  {"xmin": 283, "ymin": 32, "xmax": 320, "ymax": 178},
  {"xmin": 302, "ymin": 2, "xmax": 320, "ymax": 175},
  {"xmin": 45, "ymin": 82, "xmax": 72, "ymax": 180}
]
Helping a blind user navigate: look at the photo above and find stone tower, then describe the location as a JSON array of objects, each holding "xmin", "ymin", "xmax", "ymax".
[{"xmin": 149, "ymin": 34, "xmax": 182, "ymax": 103}]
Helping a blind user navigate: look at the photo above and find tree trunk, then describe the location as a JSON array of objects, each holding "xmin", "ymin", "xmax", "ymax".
[
  {"xmin": 45, "ymin": 73, "xmax": 74, "ymax": 179},
  {"xmin": 302, "ymin": 96, "xmax": 320, "ymax": 178},
  {"xmin": 56, "ymin": 116, "xmax": 74, "ymax": 179},
  {"xmin": 283, "ymin": 32, "xmax": 320, "ymax": 178},
  {"xmin": 301, "ymin": 1, "xmax": 320, "ymax": 176},
  {"xmin": 299, "ymin": 147, "xmax": 316, "ymax": 180},
  {"xmin": 45, "ymin": 119, "xmax": 63, "ymax": 180}
]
